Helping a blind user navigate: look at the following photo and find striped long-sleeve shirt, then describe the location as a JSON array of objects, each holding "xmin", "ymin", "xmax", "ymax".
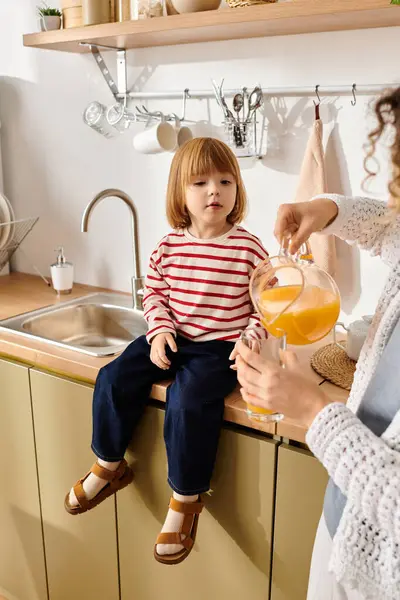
[{"xmin": 143, "ymin": 225, "xmax": 270, "ymax": 344}]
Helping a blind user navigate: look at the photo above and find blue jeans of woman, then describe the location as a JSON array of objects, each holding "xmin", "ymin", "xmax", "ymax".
[{"xmin": 91, "ymin": 334, "xmax": 237, "ymax": 495}]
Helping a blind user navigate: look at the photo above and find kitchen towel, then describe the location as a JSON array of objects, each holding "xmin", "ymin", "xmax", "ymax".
[{"xmin": 294, "ymin": 117, "xmax": 337, "ymax": 277}]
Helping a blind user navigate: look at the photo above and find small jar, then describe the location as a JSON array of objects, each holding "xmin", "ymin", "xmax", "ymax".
[
  {"xmin": 116, "ymin": 0, "xmax": 131, "ymax": 20},
  {"xmin": 132, "ymin": 0, "xmax": 163, "ymax": 19},
  {"xmin": 82, "ymin": 0, "xmax": 111, "ymax": 25}
]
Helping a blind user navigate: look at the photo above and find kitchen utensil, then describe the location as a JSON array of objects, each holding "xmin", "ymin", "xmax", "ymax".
[
  {"xmin": 233, "ymin": 93, "xmax": 244, "ymax": 118},
  {"xmin": 232, "ymin": 93, "xmax": 244, "ymax": 147},
  {"xmin": 83, "ymin": 101, "xmax": 118, "ymax": 138},
  {"xmin": 212, "ymin": 79, "xmax": 235, "ymax": 121},
  {"xmin": 249, "ymin": 244, "xmax": 341, "ymax": 346},
  {"xmin": 107, "ymin": 103, "xmax": 137, "ymax": 132},
  {"xmin": 82, "ymin": 0, "xmax": 111, "ymax": 24},
  {"xmin": 167, "ymin": 113, "xmax": 193, "ymax": 151},
  {"xmin": 62, "ymin": 5, "xmax": 83, "ymax": 28},
  {"xmin": 166, "ymin": 0, "xmax": 221, "ymax": 14},
  {"xmin": 115, "ymin": 0, "xmax": 131, "ymax": 20},
  {"xmin": 246, "ymin": 86, "xmax": 263, "ymax": 122},
  {"xmin": 133, "ymin": 121, "xmax": 177, "ymax": 154},
  {"xmin": 0, "ymin": 193, "xmax": 13, "ymax": 250},
  {"xmin": 240, "ymin": 329, "xmax": 286, "ymax": 423},
  {"xmin": 333, "ymin": 316, "xmax": 372, "ymax": 361},
  {"xmin": 134, "ymin": 0, "xmax": 163, "ymax": 18}
]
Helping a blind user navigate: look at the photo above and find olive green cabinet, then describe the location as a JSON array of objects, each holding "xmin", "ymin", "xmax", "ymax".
[
  {"xmin": 117, "ymin": 407, "xmax": 278, "ymax": 600},
  {"xmin": 270, "ymin": 444, "xmax": 328, "ymax": 600},
  {"xmin": 0, "ymin": 358, "xmax": 47, "ymax": 600},
  {"xmin": 0, "ymin": 361, "xmax": 329, "ymax": 600},
  {"xmin": 29, "ymin": 370, "xmax": 119, "ymax": 600}
]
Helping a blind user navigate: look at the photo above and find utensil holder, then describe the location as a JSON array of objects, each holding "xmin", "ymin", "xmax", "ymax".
[{"xmin": 223, "ymin": 112, "xmax": 260, "ymax": 158}]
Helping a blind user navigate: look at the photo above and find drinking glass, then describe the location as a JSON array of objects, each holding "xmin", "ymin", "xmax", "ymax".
[
  {"xmin": 106, "ymin": 103, "xmax": 137, "ymax": 132},
  {"xmin": 240, "ymin": 329, "xmax": 286, "ymax": 423},
  {"xmin": 83, "ymin": 101, "xmax": 118, "ymax": 138}
]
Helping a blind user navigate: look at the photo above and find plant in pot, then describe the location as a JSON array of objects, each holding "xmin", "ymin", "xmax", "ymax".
[{"xmin": 37, "ymin": 2, "xmax": 62, "ymax": 31}]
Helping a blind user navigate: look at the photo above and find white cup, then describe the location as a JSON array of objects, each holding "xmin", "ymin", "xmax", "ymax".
[
  {"xmin": 174, "ymin": 125, "xmax": 193, "ymax": 150},
  {"xmin": 167, "ymin": 114, "xmax": 193, "ymax": 152},
  {"xmin": 333, "ymin": 316, "xmax": 372, "ymax": 361},
  {"xmin": 133, "ymin": 121, "xmax": 177, "ymax": 154}
]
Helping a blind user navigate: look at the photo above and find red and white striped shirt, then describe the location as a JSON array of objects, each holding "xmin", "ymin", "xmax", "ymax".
[{"xmin": 143, "ymin": 225, "xmax": 269, "ymax": 344}]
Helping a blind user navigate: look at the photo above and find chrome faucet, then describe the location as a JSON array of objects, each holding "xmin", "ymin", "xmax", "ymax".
[{"xmin": 81, "ymin": 188, "xmax": 144, "ymax": 311}]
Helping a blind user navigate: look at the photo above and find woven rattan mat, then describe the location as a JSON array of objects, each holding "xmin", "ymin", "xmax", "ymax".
[{"xmin": 311, "ymin": 342, "xmax": 356, "ymax": 391}]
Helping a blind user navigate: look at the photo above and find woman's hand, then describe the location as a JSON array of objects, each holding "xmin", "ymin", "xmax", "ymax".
[
  {"xmin": 150, "ymin": 333, "xmax": 177, "ymax": 370},
  {"xmin": 235, "ymin": 341, "xmax": 332, "ymax": 429},
  {"xmin": 275, "ymin": 198, "xmax": 338, "ymax": 254}
]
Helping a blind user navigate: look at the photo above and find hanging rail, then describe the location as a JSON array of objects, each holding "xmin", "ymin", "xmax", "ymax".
[{"xmin": 118, "ymin": 83, "xmax": 397, "ymax": 101}]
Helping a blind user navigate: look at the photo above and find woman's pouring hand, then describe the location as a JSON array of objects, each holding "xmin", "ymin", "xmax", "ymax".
[
  {"xmin": 275, "ymin": 198, "xmax": 338, "ymax": 254},
  {"xmin": 235, "ymin": 341, "xmax": 333, "ymax": 429}
]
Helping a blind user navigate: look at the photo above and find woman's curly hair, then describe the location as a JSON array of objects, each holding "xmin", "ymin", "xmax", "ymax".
[{"xmin": 364, "ymin": 86, "xmax": 400, "ymax": 211}]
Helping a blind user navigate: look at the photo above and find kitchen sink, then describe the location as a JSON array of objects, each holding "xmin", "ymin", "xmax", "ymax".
[{"xmin": 0, "ymin": 293, "xmax": 147, "ymax": 356}]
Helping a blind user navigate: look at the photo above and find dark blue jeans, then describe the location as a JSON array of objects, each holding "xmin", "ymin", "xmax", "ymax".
[{"xmin": 91, "ymin": 335, "xmax": 237, "ymax": 495}]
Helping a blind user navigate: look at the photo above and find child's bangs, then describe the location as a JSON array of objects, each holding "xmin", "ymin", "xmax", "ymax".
[{"xmin": 182, "ymin": 139, "xmax": 237, "ymax": 185}]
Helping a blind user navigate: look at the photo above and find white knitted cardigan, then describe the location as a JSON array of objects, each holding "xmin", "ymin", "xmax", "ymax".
[{"xmin": 306, "ymin": 194, "xmax": 400, "ymax": 600}]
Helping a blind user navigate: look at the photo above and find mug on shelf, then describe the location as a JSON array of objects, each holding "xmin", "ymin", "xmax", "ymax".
[
  {"xmin": 168, "ymin": 114, "xmax": 193, "ymax": 151},
  {"xmin": 333, "ymin": 315, "xmax": 372, "ymax": 361},
  {"xmin": 133, "ymin": 121, "xmax": 178, "ymax": 154},
  {"xmin": 174, "ymin": 125, "xmax": 193, "ymax": 150}
]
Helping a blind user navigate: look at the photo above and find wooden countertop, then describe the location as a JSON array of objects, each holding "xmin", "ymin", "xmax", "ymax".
[{"xmin": 0, "ymin": 273, "xmax": 349, "ymax": 442}]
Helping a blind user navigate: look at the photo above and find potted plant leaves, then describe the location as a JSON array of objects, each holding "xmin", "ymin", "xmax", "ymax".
[{"xmin": 37, "ymin": 2, "xmax": 62, "ymax": 31}]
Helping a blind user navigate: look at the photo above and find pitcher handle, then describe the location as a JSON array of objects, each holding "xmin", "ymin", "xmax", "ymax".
[
  {"xmin": 333, "ymin": 322, "xmax": 348, "ymax": 352},
  {"xmin": 279, "ymin": 239, "xmax": 313, "ymax": 263}
]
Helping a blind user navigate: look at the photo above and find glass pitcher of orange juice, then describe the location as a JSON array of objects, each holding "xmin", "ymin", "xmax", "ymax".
[
  {"xmin": 250, "ymin": 245, "xmax": 340, "ymax": 346},
  {"xmin": 241, "ymin": 245, "xmax": 340, "ymax": 423}
]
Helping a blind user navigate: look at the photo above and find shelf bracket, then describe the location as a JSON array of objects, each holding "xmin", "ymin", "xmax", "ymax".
[{"xmin": 79, "ymin": 42, "xmax": 127, "ymax": 101}]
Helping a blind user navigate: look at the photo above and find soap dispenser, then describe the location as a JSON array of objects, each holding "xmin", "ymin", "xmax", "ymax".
[{"xmin": 50, "ymin": 247, "xmax": 74, "ymax": 295}]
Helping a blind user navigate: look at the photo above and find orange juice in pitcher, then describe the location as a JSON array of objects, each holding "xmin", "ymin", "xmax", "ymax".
[
  {"xmin": 243, "ymin": 245, "xmax": 341, "ymax": 422},
  {"xmin": 259, "ymin": 284, "xmax": 340, "ymax": 345}
]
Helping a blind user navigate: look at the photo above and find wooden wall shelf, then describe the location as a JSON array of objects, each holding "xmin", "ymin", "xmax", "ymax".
[{"xmin": 23, "ymin": 0, "xmax": 400, "ymax": 53}]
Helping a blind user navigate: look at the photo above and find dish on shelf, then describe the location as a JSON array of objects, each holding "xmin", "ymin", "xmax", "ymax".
[{"xmin": 0, "ymin": 193, "xmax": 15, "ymax": 251}]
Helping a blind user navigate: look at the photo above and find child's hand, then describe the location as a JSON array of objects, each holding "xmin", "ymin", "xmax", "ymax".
[
  {"xmin": 150, "ymin": 333, "xmax": 177, "ymax": 370},
  {"xmin": 229, "ymin": 340, "xmax": 241, "ymax": 364},
  {"xmin": 229, "ymin": 334, "xmax": 260, "ymax": 366}
]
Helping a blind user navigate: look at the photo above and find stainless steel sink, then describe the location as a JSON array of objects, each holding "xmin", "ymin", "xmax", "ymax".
[{"xmin": 0, "ymin": 293, "xmax": 147, "ymax": 356}]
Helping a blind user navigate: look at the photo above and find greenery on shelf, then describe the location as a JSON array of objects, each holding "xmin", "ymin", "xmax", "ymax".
[
  {"xmin": 37, "ymin": 2, "xmax": 62, "ymax": 17},
  {"xmin": 391, "ymin": 0, "xmax": 400, "ymax": 5}
]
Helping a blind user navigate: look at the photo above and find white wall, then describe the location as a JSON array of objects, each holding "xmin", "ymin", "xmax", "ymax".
[{"xmin": 0, "ymin": 0, "xmax": 398, "ymax": 322}]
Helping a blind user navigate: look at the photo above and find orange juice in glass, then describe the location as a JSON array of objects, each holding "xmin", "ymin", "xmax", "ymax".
[{"xmin": 240, "ymin": 329, "xmax": 286, "ymax": 423}]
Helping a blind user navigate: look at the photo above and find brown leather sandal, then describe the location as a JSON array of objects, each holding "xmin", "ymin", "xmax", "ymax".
[
  {"xmin": 154, "ymin": 496, "xmax": 204, "ymax": 565},
  {"xmin": 64, "ymin": 458, "xmax": 133, "ymax": 515}
]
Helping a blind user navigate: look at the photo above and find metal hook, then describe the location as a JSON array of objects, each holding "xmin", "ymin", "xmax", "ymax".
[
  {"xmin": 351, "ymin": 83, "xmax": 357, "ymax": 106},
  {"xmin": 179, "ymin": 88, "xmax": 189, "ymax": 122},
  {"xmin": 315, "ymin": 85, "xmax": 321, "ymax": 105}
]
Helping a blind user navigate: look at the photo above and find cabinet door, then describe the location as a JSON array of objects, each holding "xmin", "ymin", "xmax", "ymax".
[
  {"xmin": 30, "ymin": 370, "xmax": 119, "ymax": 600},
  {"xmin": 0, "ymin": 358, "xmax": 47, "ymax": 600},
  {"xmin": 117, "ymin": 406, "xmax": 277, "ymax": 600},
  {"xmin": 271, "ymin": 444, "xmax": 328, "ymax": 600}
]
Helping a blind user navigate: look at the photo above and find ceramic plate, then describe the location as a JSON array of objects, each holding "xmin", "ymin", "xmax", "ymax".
[{"xmin": 0, "ymin": 193, "xmax": 15, "ymax": 251}]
